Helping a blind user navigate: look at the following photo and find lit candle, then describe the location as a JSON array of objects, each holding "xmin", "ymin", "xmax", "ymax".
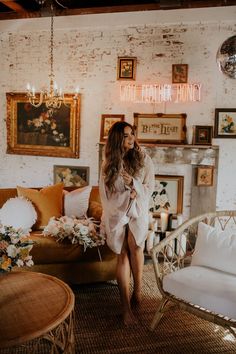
[{"xmin": 160, "ymin": 212, "xmax": 168, "ymax": 232}]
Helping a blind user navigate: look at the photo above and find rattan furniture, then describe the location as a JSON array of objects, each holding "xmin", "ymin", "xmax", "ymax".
[
  {"xmin": 150, "ymin": 211, "xmax": 236, "ymax": 338},
  {"xmin": 0, "ymin": 271, "xmax": 75, "ymax": 353}
]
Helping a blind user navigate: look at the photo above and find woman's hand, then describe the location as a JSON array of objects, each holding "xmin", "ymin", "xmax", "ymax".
[
  {"xmin": 121, "ymin": 170, "xmax": 133, "ymax": 187},
  {"xmin": 130, "ymin": 188, "xmax": 137, "ymax": 200}
]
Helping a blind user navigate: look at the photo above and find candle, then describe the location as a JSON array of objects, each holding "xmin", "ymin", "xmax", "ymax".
[
  {"xmin": 176, "ymin": 232, "xmax": 187, "ymax": 256},
  {"xmin": 166, "ymin": 231, "xmax": 175, "ymax": 258},
  {"xmin": 160, "ymin": 212, "xmax": 168, "ymax": 232},
  {"xmin": 153, "ymin": 233, "xmax": 160, "ymax": 246},
  {"xmin": 146, "ymin": 231, "xmax": 155, "ymax": 254},
  {"xmin": 151, "ymin": 219, "xmax": 158, "ymax": 232},
  {"xmin": 148, "ymin": 212, "xmax": 154, "ymax": 229},
  {"xmin": 177, "ymin": 214, "xmax": 183, "ymax": 227}
]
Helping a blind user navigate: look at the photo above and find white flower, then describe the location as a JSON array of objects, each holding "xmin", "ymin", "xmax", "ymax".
[{"xmin": 7, "ymin": 244, "xmax": 18, "ymax": 258}]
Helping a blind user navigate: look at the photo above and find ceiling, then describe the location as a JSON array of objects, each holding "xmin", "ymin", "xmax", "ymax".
[{"xmin": 0, "ymin": 0, "xmax": 236, "ymax": 20}]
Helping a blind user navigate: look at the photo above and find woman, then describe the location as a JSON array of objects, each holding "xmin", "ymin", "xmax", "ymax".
[{"xmin": 99, "ymin": 121, "xmax": 155, "ymax": 326}]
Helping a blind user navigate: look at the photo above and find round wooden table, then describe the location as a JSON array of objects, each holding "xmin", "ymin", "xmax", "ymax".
[{"xmin": 0, "ymin": 271, "xmax": 75, "ymax": 353}]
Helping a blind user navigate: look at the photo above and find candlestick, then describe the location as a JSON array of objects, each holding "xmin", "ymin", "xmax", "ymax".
[{"xmin": 160, "ymin": 212, "xmax": 168, "ymax": 232}]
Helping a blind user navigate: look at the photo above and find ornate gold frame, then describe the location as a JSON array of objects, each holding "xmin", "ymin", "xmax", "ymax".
[{"xmin": 6, "ymin": 92, "xmax": 80, "ymax": 158}]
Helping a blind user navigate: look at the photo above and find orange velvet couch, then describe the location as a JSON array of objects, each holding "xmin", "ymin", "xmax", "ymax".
[{"xmin": 0, "ymin": 186, "xmax": 117, "ymax": 284}]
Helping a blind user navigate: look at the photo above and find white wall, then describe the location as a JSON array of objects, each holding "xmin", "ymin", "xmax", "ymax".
[{"xmin": 0, "ymin": 7, "xmax": 236, "ymax": 212}]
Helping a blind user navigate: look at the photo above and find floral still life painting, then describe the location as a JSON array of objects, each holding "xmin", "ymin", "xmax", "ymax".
[
  {"xmin": 43, "ymin": 216, "xmax": 105, "ymax": 252},
  {"xmin": 149, "ymin": 175, "xmax": 184, "ymax": 216},
  {"xmin": 54, "ymin": 165, "xmax": 89, "ymax": 187},
  {"xmin": 0, "ymin": 226, "xmax": 34, "ymax": 273},
  {"xmin": 214, "ymin": 109, "xmax": 236, "ymax": 138}
]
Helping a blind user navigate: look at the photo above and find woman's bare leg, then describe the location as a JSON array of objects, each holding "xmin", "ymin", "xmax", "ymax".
[
  {"xmin": 116, "ymin": 238, "xmax": 137, "ymax": 325},
  {"xmin": 127, "ymin": 229, "xmax": 144, "ymax": 307}
]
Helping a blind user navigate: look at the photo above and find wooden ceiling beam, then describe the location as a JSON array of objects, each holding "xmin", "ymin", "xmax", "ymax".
[{"xmin": 0, "ymin": 0, "xmax": 27, "ymax": 13}]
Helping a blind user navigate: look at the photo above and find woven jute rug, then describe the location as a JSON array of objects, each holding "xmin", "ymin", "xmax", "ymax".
[{"xmin": 1, "ymin": 264, "xmax": 236, "ymax": 353}]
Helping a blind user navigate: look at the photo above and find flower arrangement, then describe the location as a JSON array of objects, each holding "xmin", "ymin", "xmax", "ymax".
[
  {"xmin": 43, "ymin": 216, "xmax": 105, "ymax": 251},
  {"xmin": 221, "ymin": 114, "xmax": 235, "ymax": 133},
  {"xmin": 0, "ymin": 225, "xmax": 34, "ymax": 273}
]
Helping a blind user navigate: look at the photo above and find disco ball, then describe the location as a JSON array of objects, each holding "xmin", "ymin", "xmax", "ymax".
[{"xmin": 216, "ymin": 35, "xmax": 236, "ymax": 79}]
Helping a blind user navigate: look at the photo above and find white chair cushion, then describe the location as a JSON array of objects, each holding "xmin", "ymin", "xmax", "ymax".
[
  {"xmin": 191, "ymin": 222, "xmax": 236, "ymax": 276},
  {"xmin": 64, "ymin": 186, "xmax": 92, "ymax": 218},
  {"xmin": 163, "ymin": 265, "xmax": 236, "ymax": 319},
  {"xmin": 0, "ymin": 196, "xmax": 37, "ymax": 231}
]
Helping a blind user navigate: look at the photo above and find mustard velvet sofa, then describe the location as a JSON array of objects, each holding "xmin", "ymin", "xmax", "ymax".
[{"xmin": 0, "ymin": 186, "xmax": 117, "ymax": 284}]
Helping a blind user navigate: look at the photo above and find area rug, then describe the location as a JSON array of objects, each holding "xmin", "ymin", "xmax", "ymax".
[{"xmin": 1, "ymin": 264, "xmax": 235, "ymax": 353}]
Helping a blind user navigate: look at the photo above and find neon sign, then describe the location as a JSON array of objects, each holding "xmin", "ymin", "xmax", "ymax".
[{"xmin": 120, "ymin": 83, "xmax": 201, "ymax": 103}]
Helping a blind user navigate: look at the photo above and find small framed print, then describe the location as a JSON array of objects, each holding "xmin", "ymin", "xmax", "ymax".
[
  {"xmin": 100, "ymin": 114, "xmax": 125, "ymax": 142},
  {"xmin": 149, "ymin": 175, "xmax": 184, "ymax": 216},
  {"xmin": 54, "ymin": 165, "xmax": 89, "ymax": 187},
  {"xmin": 193, "ymin": 125, "xmax": 213, "ymax": 145},
  {"xmin": 214, "ymin": 108, "xmax": 236, "ymax": 138},
  {"xmin": 196, "ymin": 166, "xmax": 214, "ymax": 187},
  {"xmin": 172, "ymin": 64, "xmax": 188, "ymax": 83},
  {"xmin": 117, "ymin": 57, "xmax": 137, "ymax": 80}
]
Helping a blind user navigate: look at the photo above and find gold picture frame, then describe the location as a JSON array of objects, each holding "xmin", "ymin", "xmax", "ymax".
[
  {"xmin": 149, "ymin": 175, "xmax": 184, "ymax": 216},
  {"xmin": 172, "ymin": 64, "xmax": 188, "ymax": 83},
  {"xmin": 100, "ymin": 114, "xmax": 125, "ymax": 142},
  {"xmin": 196, "ymin": 166, "xmax": 214, "ymax": 187},
  {"xmin": 133, "ymin": 113, "xmax": 187, "ymax": 144},
  {"xmin": 117, "ymin": 57, "xmax": 137, "ymax": 80},
  {"xmin": 6, "ymin": 92, "xmax": 80, "ymax": 158},
  {"xmin": 54, "ymin": 165, "xmax": 89, "ymax": 187}
]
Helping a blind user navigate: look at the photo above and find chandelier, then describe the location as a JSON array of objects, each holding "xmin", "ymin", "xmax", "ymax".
[{"xmin": 27, "ymin": 5, "xmax": 79, "ymax": 112}]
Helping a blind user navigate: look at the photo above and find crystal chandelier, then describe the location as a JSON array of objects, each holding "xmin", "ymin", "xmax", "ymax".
[{"xmin": 27, "ymin": 5, "xmax": 79, "ymax": 113}]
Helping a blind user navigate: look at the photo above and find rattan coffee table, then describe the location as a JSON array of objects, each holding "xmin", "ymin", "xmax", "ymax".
[{"xmin": 0, "ymin": 271, "xmax": 75, "ymax": 353}]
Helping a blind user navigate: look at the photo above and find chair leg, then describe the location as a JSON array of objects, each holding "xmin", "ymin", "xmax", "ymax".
[{"xmin": 150, "ymin": 297, "xmax": 169, "ymax": 331}]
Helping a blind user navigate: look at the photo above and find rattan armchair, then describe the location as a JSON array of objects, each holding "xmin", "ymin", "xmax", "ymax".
[{"xmin": 150, "ymin": 211, "xmax": 236, "ymax": 338}]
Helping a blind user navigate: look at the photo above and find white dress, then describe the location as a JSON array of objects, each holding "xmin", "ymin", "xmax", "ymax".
[{"xmin": 99, "ymin": 154, "xmax": 155, "ymax": 254}]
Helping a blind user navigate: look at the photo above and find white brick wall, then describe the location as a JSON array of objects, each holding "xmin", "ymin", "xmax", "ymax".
[{"xmin": 0, "ymin": 7, "xmax": 236, "ymax": 214}]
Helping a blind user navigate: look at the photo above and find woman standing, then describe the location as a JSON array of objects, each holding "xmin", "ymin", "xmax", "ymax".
[{"xmin": 99, "ymin": 122, "xmax": 155, "ymax": 326}]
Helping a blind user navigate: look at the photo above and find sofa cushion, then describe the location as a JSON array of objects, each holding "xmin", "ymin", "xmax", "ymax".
[
  {"xmin": 64, "ymin": 186, "xmax": 92, "ymax": 218},
  {"xmin": 17, "ymin": 184, "xmax": 63, "ymax": 230},
  {"xmin": 191, "ymin": 222, "xmax": 236, "ymax": 276},
  {"xmin": 0, "ymin": 196, "xmax": 37, "ymax": 231},
  {"xmin": 87, "ymin": 201, "xmax": 103, "ymax": 221},
  {"xmin": 163, "ymin": 265, "xmax": 236, "ymax": 319}
]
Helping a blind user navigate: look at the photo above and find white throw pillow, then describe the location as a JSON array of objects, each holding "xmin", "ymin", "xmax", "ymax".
[
  {"xmin": 64, "ymin": 186, "xmax": 92, "ymax": 218},
  {"xmin": 191, "ymin": 221, "xmax": 236, "ymax": 276},
  {"xmin": 0, "ymin": 196, "xmax": 37, "ymax": 231}
]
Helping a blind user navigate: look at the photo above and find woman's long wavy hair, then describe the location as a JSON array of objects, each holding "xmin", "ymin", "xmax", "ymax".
[{"xmin": 103, "ymin": 121, "xmax": 144, "ymax": 191}]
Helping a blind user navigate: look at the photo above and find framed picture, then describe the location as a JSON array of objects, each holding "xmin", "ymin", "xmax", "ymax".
[
  {"xmin": 149, "ymin": 175, "xmax": 184, "ymax": 216},
  {"xmin": 172, "ymin": 64, "xmax": 188, "ymax": 83},
  {"xmin": 196, "ymin": 166, "xmax": 214, "ymax": 187},
  {"xmin": 193, "ymin": 125, "xmax": 213, "ymax": 145},
  {"xmin": 133, "ymin": 113, "xmax": 187, "ymax": 144},
  {"xmin": 100, "ymin": 114, "xmax": 125, "ymax": 142},
  {"xmin": 54, "ymin": 165, "xmax": 89, "ymax": 187},
  {"xmin": 117, "ymin": 57, "xmax": 137, "ymax": 80},
  {"xmin": 214, "ymin": 108, "xmax": 236, "ymax": 138},
  {"xmin": 6, "ymin": 92, "xmax": 80, "ymax": 158}
]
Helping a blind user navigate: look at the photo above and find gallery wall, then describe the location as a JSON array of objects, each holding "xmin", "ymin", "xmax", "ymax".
[{"xmin": 0, "ymin": 6, "xmax": 236, "ymax": 215}]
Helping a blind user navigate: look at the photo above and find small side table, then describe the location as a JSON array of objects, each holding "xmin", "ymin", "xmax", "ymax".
[{"xmin": 0, "ymin": 271, "xmax": 75, "ymax": 353}]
